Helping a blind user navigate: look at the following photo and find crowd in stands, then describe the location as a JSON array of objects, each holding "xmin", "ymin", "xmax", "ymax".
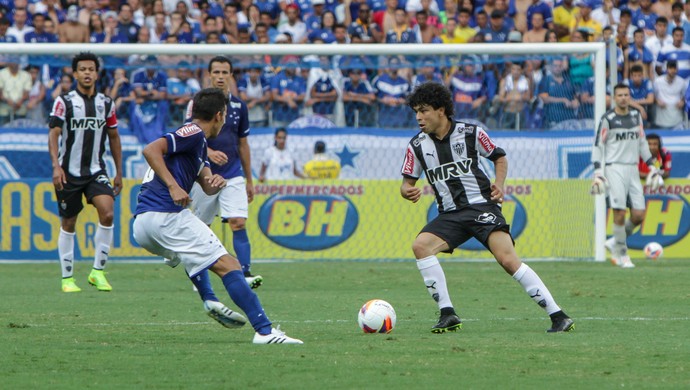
[{"xmin": 1, "ymin": 0, "xmax": 690, "ymax": 131}]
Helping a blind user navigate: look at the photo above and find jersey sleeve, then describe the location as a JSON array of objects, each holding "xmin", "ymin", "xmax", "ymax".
[
  {"xmin": 401, "ymin": 143, "xmax": 423, "ymax": 179},
  {"xmin": 48, "ymin": 96, "xmax": 66, "ymax": 128},
  {"xmin": 239, "ymin": 101, "xmax": 250, "ymax": 138},
  {"xmin": 106, "ymin": 97, "xmax": 118, "ymax": 129},
  {"xmin": 166, "ymin": 124, "xmax": 204, "ymax": 155},
  {"xmin": 663, "ymin": 149, "xmax": 672, "ymax": 172},
  {"xmin": 476, "ymin": 127, "xmax": 506, "ymax": 161},
  {"xmin": 592, "ymin": 116, "xmax": 609, "ymax": 169},
  {"xmin": 184, "ymin": 100, "xmax": 193, "ymax": 122}
]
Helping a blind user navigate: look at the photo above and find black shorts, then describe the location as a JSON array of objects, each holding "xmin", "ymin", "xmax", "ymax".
[
  {"xmin": 55, "ymin": 171, "xmax": 114, "ymax": 218},
  {"xmin": 421, "ymin": 203, "xmax": 512, "ymax": 253}
]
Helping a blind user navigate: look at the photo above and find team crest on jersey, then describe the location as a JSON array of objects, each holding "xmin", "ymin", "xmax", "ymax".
[
  {"xmin": 459, "ymin": 125, "xmax": 475, "ymax": 134},
  {"xmin": 175, "ymin": 124, "xmax": 202, "ymax": 137},
  {"xmin": 413, "ymin": 134, "xmax": 426, "ymax": 147},
  {"xmin": 95, "ymin": 174, "xmax": 112, "ymax": 188},
  {"xmin": 475, "ymin": 212, "xmax": 497, "ymax": 224},
  {"xmin": 452, "ymin": 143, "xmax": 465, "ymax": 156}
]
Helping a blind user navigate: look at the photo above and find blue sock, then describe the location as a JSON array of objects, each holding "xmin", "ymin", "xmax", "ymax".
[
  {"xmin": 188, "ymin": 269, "xmax": 219, "ymax": 302},
  {"xmin": 233, "ymin": 229, "xmax": 252, "ymax": 275},
  {"xmin": 221, "ymin": 270, "xmax": 272, "ymax": 334}
]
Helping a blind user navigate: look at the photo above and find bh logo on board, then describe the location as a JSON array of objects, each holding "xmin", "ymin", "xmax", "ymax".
[
  {"xmin": 426, "ymin": 195, "xmax": 527, "ymax": 251},
  {"xmin": 258, "ymin": 195, "xmax": 359, "ymax": 251},
  {"xmin": 610, "ymin": 194, "xmax": 690, "ymax": 249}
]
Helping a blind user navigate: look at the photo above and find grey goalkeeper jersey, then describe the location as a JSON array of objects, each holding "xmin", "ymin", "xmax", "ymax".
[{"xmin": 592, "ymin": 108, "xmax": 652, "ymax": 167}]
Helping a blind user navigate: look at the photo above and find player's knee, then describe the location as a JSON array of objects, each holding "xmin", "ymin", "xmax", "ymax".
[
  {"xmin": 61, "ymin": 217, "xmax": 77, "ymax": 232},
  {"xmin": 412, "ymin": 240, "xmax": 432, "ymax": 258},
  {"xmin": 99, "ymin": 209, "xmax": 114, "ymax": 226},
  {"xmin": 229, "ymin": 218, "xmax": 246, "ymax": 230}
]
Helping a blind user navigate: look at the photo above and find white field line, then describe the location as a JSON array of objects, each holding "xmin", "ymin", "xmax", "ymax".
[{"xmin": 18, "ymin": 316, "xmax": 690, "ymax": 328}]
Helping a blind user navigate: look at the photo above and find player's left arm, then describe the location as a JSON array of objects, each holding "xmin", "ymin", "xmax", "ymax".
[
  {"xmin": 238, "ymin": 136, "xmax": 254, "ymax": 202},
  {"xmin": 105, "ymin": 101, "xmax": 122, "ymax": 196},
  {"xmin": 491, "ymin": 156, "xmax": 507, "ymax": 203},
  {"xmin": 476, "ymin": 127, "xmax": 507, "ymax": 203}
]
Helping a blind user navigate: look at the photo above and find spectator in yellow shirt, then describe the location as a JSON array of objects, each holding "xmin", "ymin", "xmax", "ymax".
[
  {"xmin": 553, "ymin": 0, "xmax": 579, "ymax": 41},
  {"xmin": 569, "ymin": 0, "xmax": 602, "ymax": 41},
  {"xmin": 304, "ymin": 141, "xmax": 341, "ymax": 179}
]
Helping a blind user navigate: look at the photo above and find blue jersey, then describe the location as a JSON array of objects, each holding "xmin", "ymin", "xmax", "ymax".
[
  {"xmin": 627, "ymin": 45, "xmax": 653, "ymax": 65},
  {"xmin": 186, "ymin": 94, "xmax": 249, "ymax": 179},
  {"xmin": 633, "ymin": 10, "xmax": 657, "ymax": 31},
  {"xmin": 135, "ymin": 123, "xmax": 210, "ymax": 215},
  {"xmin": 311, "ymin": 76, "xmax": 337, "ymax": 115},
  {"xmin": 132, "ymin": 68, "xmax": 168, "ymax": 93},
  {"xmin": 526, "ymin": 1, "xmax": 552, "ymax": 30},
  {"xmin": 625, "ymin": 78, "xmax": 654, "ymax": 100},
  {"xmin": 271, "ymin": 71, "xmax": 307, "ymax": 123},
  {"xmin": 25, "ymin": 31, "xmax": 58, "ymax": 43}
]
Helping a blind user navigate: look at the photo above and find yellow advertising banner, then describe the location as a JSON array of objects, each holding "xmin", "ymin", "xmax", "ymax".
[{"xmin": 1, "ymin": 179, "xmax": 688, "ymax": 261}]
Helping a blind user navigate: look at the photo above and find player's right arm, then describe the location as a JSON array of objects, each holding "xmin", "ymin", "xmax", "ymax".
[
  {"xmin": 48, "ymin": 96, "xmax": 66, "ymax": 190},
  {"xmin": 591, "ymin": 115, "xmax": 609, "ymax": 170},
  {"xmin": 142, "ymin": 138, "xmax": 191, "ymax": 207}
]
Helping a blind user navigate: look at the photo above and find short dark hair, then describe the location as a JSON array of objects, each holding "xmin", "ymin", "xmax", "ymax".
[
  {"xmin": 630, "ymin": 64, "xmax": 644, "ymax": 74},
  {"xmin": 613, "ymin": 83, "xmax": 629, "ymax": 93},
  {"xmin": 406, "ymin": 82, "xmax": 455, "ymax": 119},
  {"xmin": 673, "ymin": 26, "xmax": 685, "ymax": 35},
  {"xmin": 275, "ymin": 127, "xmax": 287, "ymax": 136},
  {"xmin": 72, "ymin": 52, "xmax": 100, "ymax": 72},
  {"xmin": 656, "ymin": 16, "xmax": 668, "ymax": 25},
  {"xmin": 634, "ymin": 28, "xmax": 644, "ymax": 36},
  {"xmin": 672, "ymin": 1, "xmax": 683, "ymax": 10},
  {"xmin": 314, "ymin": 140, "xmax": 326, "ymax": 153},
  {"xmin": 646, "ymin": 133, "xmax": 661, "ymax": 143},
  {"xmin": 191, "ymin": 88, "xmax": 228, "ymax": 121},
  {"xmin": 667, "ymin": 59, "xmax": 678, "ymax": 69},
  {"xmin": 208, "ymin": 55, "xmax": 233, "ymax": 72}
]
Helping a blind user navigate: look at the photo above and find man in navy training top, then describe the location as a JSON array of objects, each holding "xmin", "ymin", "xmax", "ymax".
[{"xmin": 133, "ymin": 88, "xmax": 302, "ymax": 344}]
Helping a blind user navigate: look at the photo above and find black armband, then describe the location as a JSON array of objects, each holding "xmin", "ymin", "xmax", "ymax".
[
  {"xmin": 593, "ymin": 161, "xmax": 601, "ymax": 170},
  {"xmin": 487, "ymin": 146, "xmax": 507, "ymax": 161},
  {"xmin": 48, "ymin": 116, "xmax": 63, "ymax": 129}
]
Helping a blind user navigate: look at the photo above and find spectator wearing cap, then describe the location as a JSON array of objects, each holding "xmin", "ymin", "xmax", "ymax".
[
  {"xmin": 372, "ymin": 57, "xmax": 412, "ymax": 128},
  {"xmin": 305, "ymin": 0, "xmax": 326, "ymax": 33},
  {"xmin": 271, "ymin": 56, "xmax": 307, "ymax": 127},
  {"xmin": 274, "ymin": 31, "xmax": 292, "ymax": 43},
  {"xmin": 591, "ymin": 0, "xmax": 620, "ymax": 29},
  {"xmin": 633, "ymin": 0, "xmax": 657, "ymax": 36},
  {"xmin": 385, "ymin": 7, "xmax": 417, "ymax": 43},
  {"xmin": 448, "ymin": 58, "xmax": 487, "ymax": 120},
  {"xmin": 58, "ymin": 5, "xmax": 89, "ymax": 43},
  {"xmin": 304, "ymin": 141, "xmax": 341, "ymax": 179},
  {"xmin": 569, "ymin": 0, "xmax": 602, "ymax": 41},
  {"xmin": 7, "ymin": 7, "xmax": 33, "ymax": 43},
  {"xmin": 278, "ymin": 4, "xmax": 307, "ymax": 43},
  {"xmin": 656, "ymin": 27, "xmax": 690, "ymax": 80},
  {"xmin": 523, "ymin": 12, "xmax": 547, "ymax": 42},
  {"xmin": 653, "ymin": 60, "xmax": 686, "ymax": 128},
  {"xmin": 412, "ymin": 58, "xmax": 443, "ymax": 87},
  {"xmin": 668, "ymin": 1, "xmax": 690, "ymax": 45},
  {"xmin": 238, "ymin": 64, "xmax": 272, "ymax": 127},
  {"xmin": 526, "ymin": 0, "xmax": 553, "ymax": 31},
  {"xmin": 306, "ymin": 66, "xmax": 338, "ymax": 122},
  {"xmin": 131, "ymin": 56, "xmax": 168, "ymax": 105},
  {"xmin": 553, "ymin": 0, "xmax": 578, "ymax": 41},
  {"xmin": 481, "ymin": 10, "xmax": 510, "ymax": 42},
  {"xmin": 645, "ymin": 17, "xmax": 673, "ymax": 68},
  {"xmin": 166, "ymin": 61, "xmax": 200, "ymax": 125},
  {"xmin": 342, "ymin": 66, "xmax": 376, "ymax": 127},
  {"xmin": 348, "ymin": 3, "xmax": 382, "ymax": 43}
]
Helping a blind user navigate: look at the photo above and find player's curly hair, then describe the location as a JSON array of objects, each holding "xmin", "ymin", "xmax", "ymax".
[
  {"xmin": 192, "ymin": 88, "xmax": 229, "ymax": 121},
  {"xmin": 72, "ymin": 52, "xmax": 100, "ymax": 72},
  {"xmin": 406, "ymin": 82, "xmax": 454, "ymax": 119}
]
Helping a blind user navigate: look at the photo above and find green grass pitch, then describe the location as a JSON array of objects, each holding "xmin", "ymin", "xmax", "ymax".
[{"xmin": 2, "ymin": 259, "xmax": 689, "ymax": 389}]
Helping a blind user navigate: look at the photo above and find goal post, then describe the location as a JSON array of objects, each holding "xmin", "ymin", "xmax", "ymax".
[{"xmin": 0, "ymin": 42, "xmax": 608, "ymax": 261}]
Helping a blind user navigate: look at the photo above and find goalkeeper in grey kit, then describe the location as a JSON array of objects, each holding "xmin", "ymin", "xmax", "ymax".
[{"xmin": 591, "ymin": 84, "xmax": 663, "ymax": 269}]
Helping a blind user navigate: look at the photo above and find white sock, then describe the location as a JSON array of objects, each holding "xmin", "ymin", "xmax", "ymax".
[
  {"xmin": 613, "ymin": 223, "xmax": 628, "ymax": 257},
  {"xmin": 93, "ymin": 224, "xmax": 113, "ymax": 270},
  {"xmin": 58, "ymin": 228, "xmax": 75, "ymax": 278},
  {"xmin": 416, "ymin": 255, "xmax": 453, "ymax": 310},
  {"xmin": 512, "ymin": 263, "xmax": 561, "ymax": 315},
  {"xmin": 624, "ymin": 219, "xmax": 635, "ymax": 236}
]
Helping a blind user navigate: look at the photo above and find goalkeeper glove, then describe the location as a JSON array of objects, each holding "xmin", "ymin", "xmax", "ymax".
[
  {"xmin": 646, "ymin": 166, "xmax": 664, "ymax": 191},
  {"xmin": 590, "ymin": 169, "xmax": 608, "ymax": 195}
]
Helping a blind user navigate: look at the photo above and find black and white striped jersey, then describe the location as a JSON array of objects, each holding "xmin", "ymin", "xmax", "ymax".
[
  {"xmin": 48, "ymin": 90, "xmax": 118, "ymax": 178},
  {"xmin": 401, "ymin": 120, "xmax": 506, "ymax": 213}
]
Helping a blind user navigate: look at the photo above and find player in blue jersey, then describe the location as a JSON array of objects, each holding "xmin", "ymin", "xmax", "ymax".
[
  {"xmin": 133, "ymin": 88, "xmax": 302, "ymax": 344},
  {"xmin": 186, "ymin": 56, "xmax": 262, "ymax": 292}
]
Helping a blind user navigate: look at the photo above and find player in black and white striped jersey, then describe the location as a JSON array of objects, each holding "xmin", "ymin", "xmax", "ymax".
[
  {"xmin": 400, "ymin": 82, "xmax": 573, "ymax": 333},
  {"xmin": 48, "ymin": 52, "xmax": 121, "ymax": 293}
]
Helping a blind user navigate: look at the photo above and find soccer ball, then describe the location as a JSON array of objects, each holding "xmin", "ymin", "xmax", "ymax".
[
  {"xmin": 644, "ymin": 242, "xmax": 663, "ymax": 260},
  {"xmin": 357, "ymin": 299, "xmax": 396, "ymax": 333}
]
